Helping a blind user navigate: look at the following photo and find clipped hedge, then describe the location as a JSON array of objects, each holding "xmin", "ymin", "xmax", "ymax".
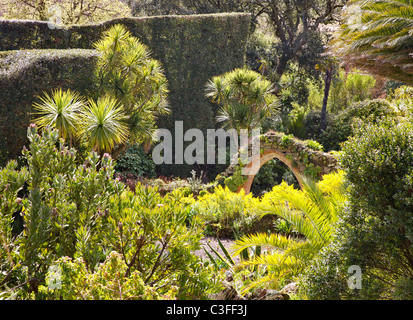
[
  {"xmin": 0, "ymin": 49, "xmax": 99, "ymax": 163},
  {"xmin": 0, "ymin": 14, "xmax": 251, "ymax": 174}
]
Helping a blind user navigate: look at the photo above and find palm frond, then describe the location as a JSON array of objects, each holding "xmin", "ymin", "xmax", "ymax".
[
  {"xmin": 78, "ymin": 96, "xmax": 129, "ymax": 153},
  {"xmin": 32, "ymin": 88, "xmax": 84, "ymax": 140}
]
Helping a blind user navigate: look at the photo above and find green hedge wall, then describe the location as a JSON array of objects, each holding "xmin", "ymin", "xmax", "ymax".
[
  {"xmin": 0, "ymin": 14, "xmax": 251, "ymax": 175},
  {"xmin": 0, "ymin": 49, "xmax": 99, "ymax": 163}
]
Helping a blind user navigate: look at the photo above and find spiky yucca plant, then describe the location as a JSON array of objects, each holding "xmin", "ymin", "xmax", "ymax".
[
  {"xmin": 231, "ymin": 171, "xmax": 347, "ymax": 293},
  {"xmin": 94, "ymin": 24, "xmax": 170, "ymax": 157},
  {"xmin": 32, "ymin": 24, "xmax": 169, "ymax": 158}
]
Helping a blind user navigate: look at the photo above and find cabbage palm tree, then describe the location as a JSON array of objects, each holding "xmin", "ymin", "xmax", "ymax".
[
  {"xmin": 94, "ymin": 24, "xmax": 170, "ymax": 158},
  {"xmin": 332, "ymin": 0, "xmax": 413, "ymax": 83},
  {"xmin": 205, "ymin": 68, "xmax": 278, "ymax": 133},
  {"xmin": 32, "ymin": 88, "xmax": 85, "ymax": 147},
  {"xmin": 78, "ymin": 96, "xmax": 129, "ymax": 154},
  {"xmin": 32, "ymin": 24, "xmax": 169, "ymax": 158},
  {"xmin": 231, "ymin": 173, "xmax": 347, "ymax": 293}
]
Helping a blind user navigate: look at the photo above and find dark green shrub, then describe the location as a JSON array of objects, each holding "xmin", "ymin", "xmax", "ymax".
[
  {"xmin": 115, "ymin": 145, "xmax": 156, "ymax": 179},
  {"xmin": 304, "ymin": 99, "xmax": 400, "ymax": 151},
  {"xmin": 0, "ymin": 49, "xmax": 99, "ymax": 164},
  {"xmin": 301, "ymin": 119, "xmax": 413, "ymax": 299},
  {"xmin": 250, "ymin": 158, "xmax": 299, "ymax": 196}
]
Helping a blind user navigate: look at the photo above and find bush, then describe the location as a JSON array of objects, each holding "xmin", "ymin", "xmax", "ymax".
[
  {"xmin": 304, "ymin": 99, "xmax": 400, "ymax": 151},
  {"xmin": 0, "ymin": 125, "xmax": 222, "ymax": 299},
  {"xmin": 250, "ymin": 158, "xmax": 299, "ymax": 196},
  {"xmin": 0, "ymin": 49, "xmax": 99, "ymax": 164},
  {"xmin": 115, "ymin": 145, "xmax": 156, "ymax": 179},
  {"xmin": 190, "ymin": 185, "xmax": 261, "ymax": 238},
  {"xmin": 301, "ymin": 119, "xmax": 413, "ymax": 299}
]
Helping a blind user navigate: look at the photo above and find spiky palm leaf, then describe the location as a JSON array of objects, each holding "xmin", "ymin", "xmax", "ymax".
[
  {"xmin": 32, "ymin": 89, "xmax": 84, "ymax": 141},
  {"xmin": 78, "ymin": 96, "xmax": 129, "ymax": 153},
  {"xmin": 205, "ymin": 68, "xmax": 278, "ymax": 132},
  {"xmin": 332, "ymin": 0, "xmax": 413, "ymax": 83},
  {"xmin": 94, "ymin": 24, "xmax": 169, "ymax": 156},
  {"xmin": 231, "ymin": 176, "xmax": 346, "ymax": 292}
]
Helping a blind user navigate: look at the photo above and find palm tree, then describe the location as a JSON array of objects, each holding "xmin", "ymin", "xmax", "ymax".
[
  {"xmin": 205, "ymin": 68, "xmax": 278, "ymax": 133},
  {"xmin": 94, "ymin": 24, "xmax": 170, "ymax": 157},
  {"xmin": 78, "ymin": 96, "xmax": 129, "ymax": 154},
  {"xmin": 32, "ymin": 89, "xmax": 85, "ymax": 147},
  {"xmin": 231, "ymin": 173, "xmax": 347, "ymax": 293},
  {"xmin": 331, "ymin": 0, "xmax": 413, "ymax": 83}
]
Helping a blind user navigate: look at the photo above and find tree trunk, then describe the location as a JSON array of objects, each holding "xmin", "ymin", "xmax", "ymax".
[
  {"xmin": 276, "ymin": 52, "xmax": 290, "ymax": 78},
  {"xmin": 320, "ymin": 68, "xmax": 332, "ymax": 133}
]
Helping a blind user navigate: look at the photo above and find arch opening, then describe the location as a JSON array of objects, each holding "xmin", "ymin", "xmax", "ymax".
[{"xmin": 237, "ymin": 149, "xmax": 305, "ymax": 195}]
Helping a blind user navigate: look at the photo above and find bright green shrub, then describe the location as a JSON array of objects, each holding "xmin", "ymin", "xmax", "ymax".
[
  {"xmin": 37, "ymin": 252, "xmax": 163, "ymax": 300},
  {"xmin": 190, "ymin": 185, "xmax": 261, "ymax": 237},
  {"xmin": 301, "ymin": 120, "xmax": 413, "ymax": 299},
  {"xmin": 328, "ymin": 69, "xmax": 376, "ymax": 113},
  {"xmin": 223, "ymin": 165, "xmax": 247, "ymax": 193},
  {"xmin": 102, "ymin": 185, "xmax": 222, "ymax": 299},
  {"xmin": 0, "ymin": 125, "xmax": 221, "ymax": 299}
]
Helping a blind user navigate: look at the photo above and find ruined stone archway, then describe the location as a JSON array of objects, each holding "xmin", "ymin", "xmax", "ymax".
[{"xmin": 221, "ymin": 131, "xmax": 340, "ymax": 195}]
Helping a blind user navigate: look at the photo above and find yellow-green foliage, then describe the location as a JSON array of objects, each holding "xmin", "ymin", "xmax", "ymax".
[
  {"xmin": 190, "ymin": 186, "xmax": 261, "ymax": 237},
  {"xmin": 2, "ymin": 0, "xmax": 131, "ymax": 24},
  {"xmin": 318, "ymin": 169, "xmax": 346, "ymax": 195},
  {"xmin": 231, "ymin": 171, "xmax": 347, "ymax": 293},
  {"xmin": 37, "ymin": 252, "xmax": 166, "ymax": 300}
]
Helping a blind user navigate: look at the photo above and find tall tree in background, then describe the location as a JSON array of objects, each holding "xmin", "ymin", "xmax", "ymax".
[
  {"xmin": 0, "ymin": 0, "xmax": 130, "ymax": 24},
  {"xmin": 131, "ymin": 0, "xmax": 344, "ymax": 78},
  {"xmin": 331, "ymin": 0, "xmax": 413, "ymax": 84},
  {"xmin": 250, "ymin": 0, "xmax": 345, "ymax": 77},
  {"xmin": 316, "ymin": 56, "xmax": 338, "ymax": 132}
]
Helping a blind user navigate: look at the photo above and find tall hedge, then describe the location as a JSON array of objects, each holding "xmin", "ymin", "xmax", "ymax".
[
  {"xmin": 0, "ymin": 49, "xmax": 99, "ymax": 163},
  {"xmin": 0, "ymin": 13, "xmax": 251, "ymax": 174}
]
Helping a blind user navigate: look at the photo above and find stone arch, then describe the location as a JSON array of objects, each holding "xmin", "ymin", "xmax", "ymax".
[
  {"xmin": 237, "ymin": 149, "xmax": 305, "ymax": 194},
  {"xmin": 221, "ymin": 131, "xmax": 340, "ymax": 195}
]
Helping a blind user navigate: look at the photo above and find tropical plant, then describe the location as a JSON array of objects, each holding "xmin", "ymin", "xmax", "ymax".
[
  {"xmin": 32, "ymin": 88, "xmax": 84, "ymax": 146},
  {"xmin": 77, "ymin": 96, "xmax": 129, "ymax": 154},
  {"xmin": 94, "ymin": 24, "xmax": 170, "ymax": 158},
  {"xmin": 331, "ymin": 0, "xmax": 413, "ymax": 83},
  {"xmin": 205, "ymin": 68, "xmax": 278, "ymax": 133},
  {"xmin": 32, "ymin": 24, "xmax": 169, "ymax": 158},
  {"xmin": 231, "ymin": 171, "xmax": 347, "ymax": 293}
]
